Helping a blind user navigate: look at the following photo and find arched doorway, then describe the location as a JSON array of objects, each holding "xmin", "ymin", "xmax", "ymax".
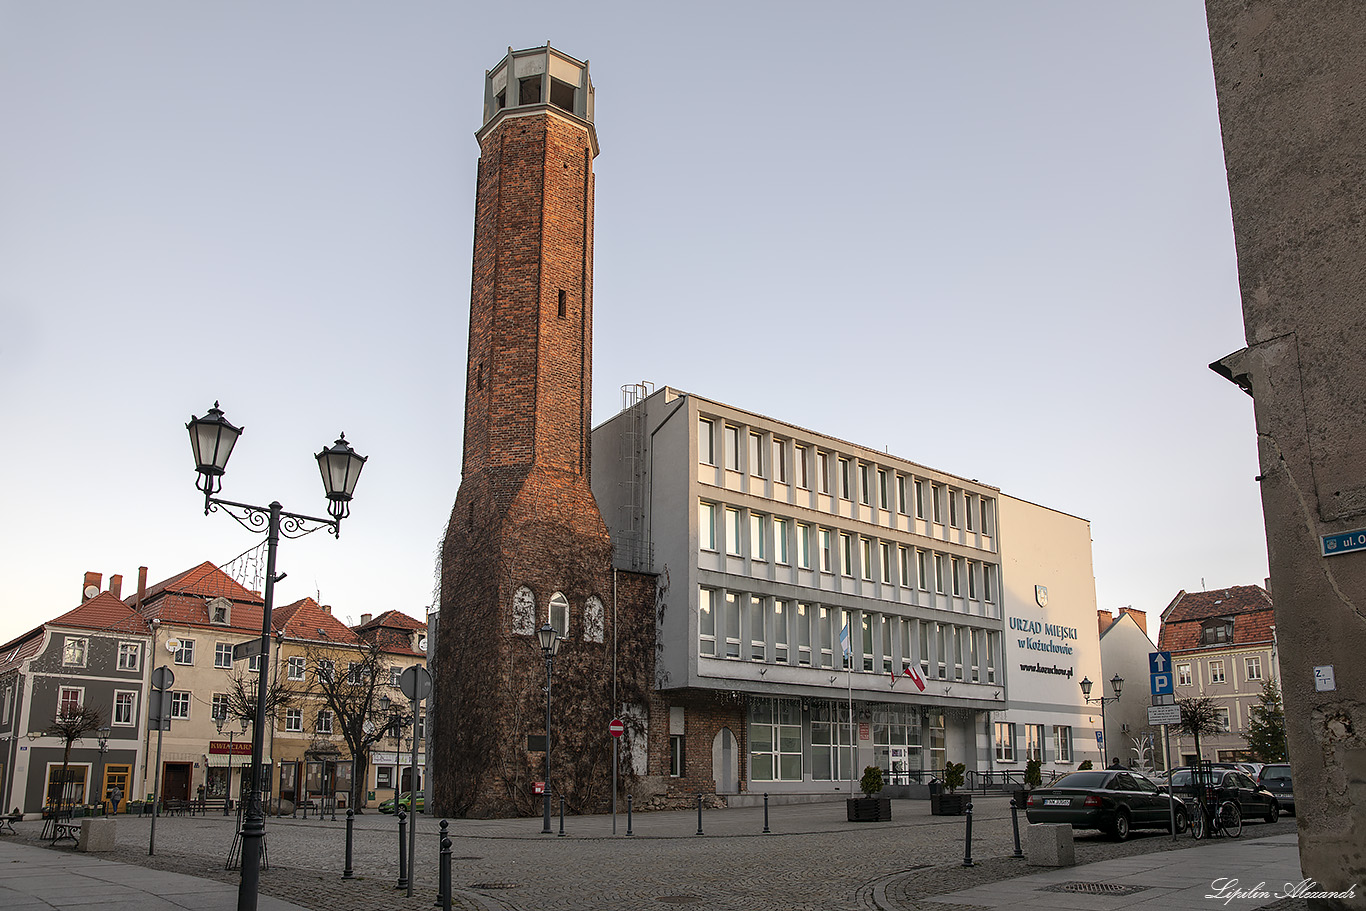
[{"xmin": 712, "ymin": 727, "xmax": 738, "ymax": 794}]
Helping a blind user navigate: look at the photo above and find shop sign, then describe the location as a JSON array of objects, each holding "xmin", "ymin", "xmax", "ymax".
[{"xmin": 209, "ymin": 741, "xmax": 252, "ymax": 755}]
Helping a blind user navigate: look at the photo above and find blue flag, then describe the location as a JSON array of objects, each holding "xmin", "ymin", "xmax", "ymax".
[{"xmin": 840, "ymin": 622, "xmax": 851, "ymax": 658}]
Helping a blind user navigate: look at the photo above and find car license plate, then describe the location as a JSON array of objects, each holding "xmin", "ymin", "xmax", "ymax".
[{"xmin": 1045, "ymin": 798, "xmax": 1070, "ymax": 806}]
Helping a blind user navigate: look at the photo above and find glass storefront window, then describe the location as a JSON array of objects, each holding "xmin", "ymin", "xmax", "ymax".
[{"xmin": 748, "ymin": 697, "xmax": 801, "ymax": 782}]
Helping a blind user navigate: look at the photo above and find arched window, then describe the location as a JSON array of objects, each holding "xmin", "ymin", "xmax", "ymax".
[
  {"xmin": 584, "ymin": 595, "xmax": 604, "ymax": 643},
  {"xmin": 512, "ymin": 586, "xmax": 536, "ymax": 635},
  {"xmin": 549, "ymin": 592, "xmax": 570, "ymax": 637}
]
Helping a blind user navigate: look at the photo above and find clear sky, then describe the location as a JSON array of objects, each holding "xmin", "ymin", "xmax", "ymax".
[{"xmin": 0, "ymin": 1, "xmax": 1265, "ymax": 645}]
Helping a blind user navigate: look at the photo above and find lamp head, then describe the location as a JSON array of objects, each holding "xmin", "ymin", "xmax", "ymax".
[
  {"xmin": 1110, "ymin": 674, "xmax": 1124, "ymax": 698},
  {"xmin": 1079, "ymin": 675, "xmax": 1093, "ymax": 699},
  {"xmin": 316, "ymin": 433, "xmax": 367, "ymax": 521},
  {"xmin": 187, "ymin": 402, "xmax": 242, "ymax": 497},
  {"xmin": 215, "ymin": 711, "xmax": 226, "ymax": 734},
  {"xmin": 537, "ymin": 622, "xmax": 556, "ymax": 654}
]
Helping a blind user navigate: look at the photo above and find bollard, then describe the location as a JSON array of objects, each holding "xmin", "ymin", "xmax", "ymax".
[
  {"xmin": 962, "ymin": 801, "xmax": 975, "ymax": 867},
  {"xmin": 331, "ymin": 798, "xmax": 337, "ymax": 822},
  {"xmin": 559, "ymin": 796, "xmax": 565, "ymax": 837},
  {"xmin": 1009, "ymin": 799, "xmax": 1023, "ymax": 858},
  {"xmin": 626, "ymin": 795, "xmax": 633, "ymax": 836},
  {"xmin": 438, "ymin": 823, "xmax": 452, "ymax": 911},
  {"xmin": 696, "ymin": 793, "xmax": 704, "ymax": 836},
  {"xmin": 342, "ymin": 808, "xmax": 354, "ymax": 879},
  {"xmin": 434, "ymin": 820, "xmax": 449, "ymax": 908},
  {"xmin": 224, "ymin": 800, "xmax": 230, "ymax": 817},
  {"xmin": 396, "ymin": 809, "xmax": 408, "ymax": 890},
  {"xmin": 763, "ymin": 793, "xmax": 770, "ymax": 835}
]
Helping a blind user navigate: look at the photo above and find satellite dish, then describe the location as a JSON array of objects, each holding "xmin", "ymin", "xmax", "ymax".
[
  {"xmin": 165, "ymin": 638, "xmax": 181, "ymax": 653},
  {"xmin": 83, "ymin": 584, "xmax": 100, "ymax": 599}
]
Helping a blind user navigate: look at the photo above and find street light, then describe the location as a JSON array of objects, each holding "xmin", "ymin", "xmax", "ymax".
[
  {"xmin": 186, "ymin": 402, "xmax": 365, "ymax": 911},
  {"xmin": 96, "ymin": 727, "xmax": 111, "ymax": 812},
  {"xmin": 537, "ymin": 622, "xmax": 562, "ymax": 835},
  {"xmin": 216, "ymin": 710, "xmax": 249, "ymax": 810},
  {"xmin": 1080, "ymin": 674, "xmax": 1125, "ymax": 768}
]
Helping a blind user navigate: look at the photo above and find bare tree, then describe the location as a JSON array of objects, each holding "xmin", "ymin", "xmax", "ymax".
[
  {"xmin": 42, "ymin": 705, "xmax": 103, "ymax": 811},
  {"xmin": 220, "ymin": 668, "xmax": 296, "ymax": 728},
  {"xmin": 302, "ymin": 639, "xmax": 409, "ymax": 811},
  {"xmin": 1178, "ymin": 695, "xmax": 1224, "ymax": 767}
]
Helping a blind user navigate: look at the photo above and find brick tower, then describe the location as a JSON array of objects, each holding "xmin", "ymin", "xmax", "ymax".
[{"xmin": 433, "ymin": 46, "xmax": 651, "ymax": 818}]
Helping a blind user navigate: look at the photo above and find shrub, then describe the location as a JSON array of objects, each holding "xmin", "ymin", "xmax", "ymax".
[
  {"xmin": 1024, "ymin": 758, "xmax": 1043, "ymax": 789},
  {"xmin": 1078, "ymin": 759, "xmax": 1093, "ymax": 770},
  {"xmin": 860, "ymin": 765, "xmax": 884, "ymax": 797},
  {"xmin": 943, "ymin": 761, "xmax": 966, "ymax": 793}
]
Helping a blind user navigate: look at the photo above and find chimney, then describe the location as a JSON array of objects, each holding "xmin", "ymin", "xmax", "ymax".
[
  {"xmin": 360, "ymin": 613, "xmax": 372, "ymax": 625},
  {"xmin": 109, "ymin": 574, "xmax": 123, "ymax": 600},
  {"xmin": 83, "ymin": 571, "xmax": 102, "ymax": 602},
  {"xmin": 1120, "ymin": 607, "xmax": 1147, "ymax": 631},
  {"xmin": 322, "ymin": 604, "xmax": 331, "ymax": 614},
  {"xmin": 137, "ymin": 566, "xmax": 148, "ymax": 610},
  {"xmin": 1097, "ymin": 609, "xmax": 1116, "ymax": 636}
]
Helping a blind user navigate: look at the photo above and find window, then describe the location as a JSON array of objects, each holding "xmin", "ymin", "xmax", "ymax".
[
  {"xmin": 210, "ymin": 601, "xmax": 229, "ymax": 624},
  {"xmin": 819, "ymin": 606, "xmax": 834, "ymax": 668},
  {"xmin": 774, "ymin": 600, "xmax": 789, "ymax": 663},
  {"xmin": 983, "ymin": 564, "xmax": 995, "ymax": 602},
  {"xmin": 950, "ymin": 557, "xmax": 962, "ymax": 596},
  {"xmin": 317, "ymin": 658, "xmax": 335, "ymax": 682},
  {"xmin": 838, "ymin": 458, "xmax": 852, "ymax": 499},
  {"xmin": 215, "ymin": 642, "xmax": 233, "ymax": 669},
  {"xmin": 919, "ymin": 621, "xmax": 931, "ymax": 676},
  {"xmin": 817, "ymin": 451, "xmax": 831, "ymax": 493},
  {"xmin": 810, "ymin": 702, "xmax": 854, "ymax": 781},
  {"xmin": 557, "ymin": 289, "xmax": 567, "ymax": 318},
  {"xmin": 750, "ymin": 513, "xmax": 767, "ymax": 561},
  {"xmin": 897, "ymin": 475, "xmax": 908, "ymax": 514},
  {"xmin": 860, "ymin": 537, "xmax": 873, "ymax": 580},
  {"xmin": 986, "ymin": 631, "xmax": 997, "ymax": 683},
  {"xmin": 773, "ymin": 518, "xmax": 789, "ymax": 564},
  {"xmin": 819, "ymin": 529, "xmax": 833, "ymax": 573},
  {"xmin": 861, "ymin": 612, "xmax": 874, "ymax": 671},
  {"xmin": 699, "ymin": 588, "xmax": 716, "ymax": 656},
  {"xmin": 212, "ymin": 692, "xmax": 230, "ymax": 721},
  {"xmin": 1202, "ymin": 619, "xmax": 1235, "ymax": 645},
  {"xmin": 117, "ymin": 642, "xmax": 140, "ymax": 672},
  {"xmin": 725, "ymin": 508, "xmax": 742, "ymax": 556},
  {"xmin": 288, "ymin": 656, "xmax": 306, "ymax": 681},
  {"xmin": 859, "ymin": 463, "xmax": 871, "ymax": 505},
  {"xmin": 749, "ymin": 595, "xmax": 766, "ymax": 661},
  {"xmin": 390, "ymin": 666, "xmax": 402, "ymax": 686},
  {"xmin": 549, "ymin": 592, "xmax": 570, "ymax": 637},
  {"xmin": 880, "ymin": 542, "xmax": 892, "ymax": 583},
  {"xmin": 931, "ymin": 484, "xmax": 943, "ymax": 523},
  {"xmin": 1209, "ymin": 659, "xmax": 1226, "ymax": 684},
  {"xmin": 965, "ymin": 494, "xmax": 975, "ymax": 531},
  {"xmin": 1214, "ymin": 707, "xmax": 1230, "ymax": 732},
  {"xmin": 967, "ymin": 561, "xmax": 977, "ymax": 599},
  {"xmin": 749, "ymin": 698, "xmax": 802, "ymax": 782},
  {"xmin": 1178, "ymin": 663, "xmax": 1192, "ymax": 686},
  {"xmin": 62, "ymin": 637, "xmax": 88, "ymax": 668},
  {"xmin": 980, "ymin": 497, "xmax": 992, "ymax": 534},
  {"xmin": 914, "ymin": 479, "xmax": 925, "ymax": 518},
  {"xmin": 797, "ymin": 523, "xmax": 812, "ymax": 568},
  {"xmin": 969, "ymin": 628, "xmax": 980, "ymax": 681},
  {"xmin": 376, "ymin": 766, "xmax": 393, "ymax": 788},
  {"xmin": 749, "ymin": 432, "xmax": 764, "ymax": 477},
  {"xmin": 170, "ymin": 691, "xmax": 191, "ymax": 720},
  {"xmin": 936, "ymin": 624, "xmax": 947, "ymax": 678},
  {"xmin": 1024, "ymin": 724, "xmax": 1045, "ymax": 762},
  {"xmin": 585, "ymin": 595, "xmax": 605, "ymax": 643},
  {"xmin": 1054, "ymin": 725, "xmax": 1072, "ymax": 762},
  {"xmin": 898, "ymin": 545, "xmax": 910, "ymax": 586},
  {"xmin": 699, "ymin": 502, "xmax": 717, "ymax": 551},
  {"xmin": 347, "ymin": 662, "xmax": 365, "ymax": 685},
  {"xmin": 995, "ymin": 722, "xmax": 1016, "ymax": 761},
  {"xmin": 723, "ymin": 592, "xmax": 741, "ymax": 658},
  {"xmin": 840, "ymin": 533, "xmax": 854, "ymax": 576},
  {"xmin": 948, "ymin": 489, "xmax": 959, "ymax": 527},
  {"xmin": 724, "ymin": 426, "xmax": 741, "ymax": 470},
  {"xmin": 877, "ymin": 469, "xmax": 889, "ymax": 509},
  {"xmin": 58, "ymin": 686, "xmax": 83, "ymax": 718},
  {"xmin": 173, "ymin": 638, "xmax": 195, "ymax": 665},
  {"xmin": 670, "ymin": 736, "xmax": 685, "ymax": 777},
  {"xmin": 934, "ymin": 554, "xmax": 945, "ymax": 594},
  {"xmin": 953, "ymin": 626, "xmax": 964, "ymax": 680},
  {"xmin": 796, "ymin": 602, "xmax": 812, "ymax": 666},
  {"xmin": 795, "ymin": 446, "xmax": 809, "ymax": 489},
  {"xmin": 113, "ymin": 691, "xmax": 135, "ymax": 726},
  {"xmin": 773, "ymin": 439, "xmax": 787, "ymax": 483},
  {"xmin": 317, "ymin": 709, "xmax": 333, "ymax": 735},
  {"xmin": 1244, "ymin": 656, "xmax": 1262, "ymax": 681},
  {"xmin": 881, "ymin": 615, "xmax": 893, "ymax": 673},
  {"xmin": 699, "ymin": 419, "xmax": 715, "ymax": 465},
  {"xmin": 917, "ymin": 550, "xmax": 929, "ymax": 590}
]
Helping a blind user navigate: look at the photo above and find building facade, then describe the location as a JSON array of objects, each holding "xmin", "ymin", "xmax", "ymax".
[
  {"xmin": 1157, "ymin": 585, "xmax": 1278, "ymax": 765},
  {"xmin": 1097, "ymin": 607, "xmax": 1164, "ymax": 771}
]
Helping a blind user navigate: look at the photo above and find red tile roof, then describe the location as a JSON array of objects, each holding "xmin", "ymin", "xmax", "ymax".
[
  {"xmin": 133, "ymin": 561, "xmax": 263, "ymax": 608},
  {"xmin": 276, "ymin": 598, "xmax": 361, "ymax": 645},
  {"xmin": 51, "ymin": 593, "xmax": 151, "ymax": 636},
  {"xmin": 1157, "ymin": 585, "xmax": 1275, "ymax": 653},
  {"xmin": 1160, "ymin": 585, "xmax": 1271, "ymax": 623},
  {"xmin": 355, "ymin": 610, "xmax": 426, "ymax": 632},
  {"xmin": 0, "ymin": 632, "xmax": 44, "ymax": 676}
]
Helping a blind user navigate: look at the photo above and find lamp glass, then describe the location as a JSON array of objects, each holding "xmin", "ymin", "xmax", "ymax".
[
  {"xmin": 1110, "ymin": 674, "xmax": 1124, "ymax": 698},
  {"xmin": 537, "ymin": 622, "xmax": 556, "ymax": 652},
  {"xmin": 316, "ymin": 434, "xmax": 367, "ymax": 502},
  {"xmin": 1079, "ymin": 675, "xmax": 1093, "ymax": 698},
  {"xmin": 187, "ymin": 403, "xmax": 241, "ymax": 476}
]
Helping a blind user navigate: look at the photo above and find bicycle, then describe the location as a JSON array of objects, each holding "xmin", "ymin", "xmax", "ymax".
[{"xmin": 1189, "ymin": 795, "xmax": 1242, "ymax": 839}]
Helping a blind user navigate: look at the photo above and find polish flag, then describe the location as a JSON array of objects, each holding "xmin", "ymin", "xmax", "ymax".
[{"xmin": 902, "ymin": 665, "xmax": 926, "ymax": 692}]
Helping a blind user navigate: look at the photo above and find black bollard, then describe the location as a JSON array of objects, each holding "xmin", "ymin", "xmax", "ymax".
[
  {"xmin": 763, "ymin": 793, "xmax": 770, "ymax": 834},
  {"xmin": 559, "ymin": 796, "xmax": 565, "ymax": 837},
  {"xmin": 438, "ymin": 822, "xmax": 452, "ymax": 911},
  {"xmin": 1009, "ymin": 799, "xmax": 1023, "ymax": 858},
  {"xmin": 224, "ymin": 799, "xmax": 230, "ymax": 817},
  {"xmin": 962, "ymin": 801, "xmax": 975, "ymax": 867},
  {"xmin": 342, "ymin": 808, "xmax": 354, "ymax": 879},
  {"xmin": 626, "ymin": 795, "xmax": 633, "ymax": 836},
  {"xmin": 696, "ymin": 793, "xmax": 704, "ymax": 836},
  {"xmin": 330, "ymin": 797, "xmax": 337, "ymax": 822},
  {"xmin": 396, "ymin": 809, "xmax": 408, "ymax": 890},
  {"xmin": 434, "ymin": 820, "xmax": 449, "ymax": 908}
]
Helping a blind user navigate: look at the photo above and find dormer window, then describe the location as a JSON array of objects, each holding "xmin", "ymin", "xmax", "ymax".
[
  {"xmin": 1201, "ymin": 618, "xmax": 1234, "ymax": 645},
  {"xmin": 208, "ymin": 597, "xmax": 232, "ymax": 626}
]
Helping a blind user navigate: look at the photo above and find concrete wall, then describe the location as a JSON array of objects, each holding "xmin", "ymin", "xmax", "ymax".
[{"xmin": 1206, "ymin": 2, "xmax": 1366, "ymax": 901}]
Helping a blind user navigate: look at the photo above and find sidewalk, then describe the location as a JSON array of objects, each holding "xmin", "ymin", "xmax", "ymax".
[
  {"xmin": 920, "ymin": 833, "xmax": 1306, "ymax": 911},
  {"xmin": 0, "ymin": 839, "xmax": 307, "ymax": 911}
]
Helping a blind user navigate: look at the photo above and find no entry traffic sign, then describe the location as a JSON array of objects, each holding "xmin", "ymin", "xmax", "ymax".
[{"xmin": 609, "ymin": 718, "xmax": 625, "ymax": 738}]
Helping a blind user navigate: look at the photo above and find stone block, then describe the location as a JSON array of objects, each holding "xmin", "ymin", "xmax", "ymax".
[
  {"xmin": 1025, "ymin": 823, "xmax": 1074, "ymax": 867},
  {"xmin": 79, "ymin": 817, "xmax": 116, "ymax": 852}
]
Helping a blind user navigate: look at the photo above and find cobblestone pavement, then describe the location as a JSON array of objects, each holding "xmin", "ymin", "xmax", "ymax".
[{"xmin": 5, "ymin": 798, "xmax": 1299, "ymax": 911}]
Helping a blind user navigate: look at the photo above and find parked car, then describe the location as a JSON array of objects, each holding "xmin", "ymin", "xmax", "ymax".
[
  {"xmin": 1166, "ymin": 767, "xmax": 1280, "ymax": 823},
  {"xmin": 378, "ymin": 791, "xmax": 424, "ymax": 814},
  {"xmin": 1258, "ymin": 763, "xmax": 1295, "ymax": 815},
  {"xmin": 1025, "ymin": 770, "xmax": 1187, "ymax": 840},
  {"xmin": 1236, "ymin": 761, "xmax": 1265, "ymax": 780}
]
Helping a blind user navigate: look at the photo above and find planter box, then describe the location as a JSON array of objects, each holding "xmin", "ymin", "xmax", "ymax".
[
  {"xmin": 846, "ymin": 797, "xmax": 892, "ymax": 822},
  {"xmin": 931, "ymin": 793, "xmax": 966, "ymax": 816}
]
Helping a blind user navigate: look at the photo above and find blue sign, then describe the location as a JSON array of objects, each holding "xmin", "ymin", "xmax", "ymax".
[
  {"xmin": 1151, "ymin": 672, "xmax": 1173, "ymax": 696},
  {"xmin": 1148, "ymin": 651, "xmax": 1172, "ymax": 675},
  {"xmin": 1095, "ymin": 730, "xmax": 1104, "ymax": 745},
  {"xmin": 1149, "ymin": 650, "xmax": 1174, "ymax": 696},
  {"xmin": 1322, "ymin": 529, "xmax": 1366, "ymax": 557}
]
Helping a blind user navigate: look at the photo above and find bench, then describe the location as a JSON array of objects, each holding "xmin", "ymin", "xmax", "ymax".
[
  {"xmin": 42, "ymin": 807, "xmax": 80, "ymax": 843},
  {"xmin": 0, "ymin": 812, "xmax": 20, "ymax": 835}
]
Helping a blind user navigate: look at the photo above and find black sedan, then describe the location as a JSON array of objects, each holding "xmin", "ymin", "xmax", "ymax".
[
  {"xmin": 1258, "ymin": 764, "xmax": 1294, "ymax": 815},
  {"xmin": 1025, "ymin": 770, "xmax": 1187, "ymax": 840},
  {"xmin": 1168, "ymin": 767, "xmax": 1281, "ymax": 822}
]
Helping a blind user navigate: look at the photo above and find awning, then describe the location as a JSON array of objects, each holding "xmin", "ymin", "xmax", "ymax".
[{"xmin": 206, "ymin": 753, "xmax": 271, "ymax": 768}]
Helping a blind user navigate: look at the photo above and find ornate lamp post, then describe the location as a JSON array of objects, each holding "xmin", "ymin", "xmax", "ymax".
[
  {"xmin": 95, "ymin": 727, "xmax": 111, "ymax": 811},
  {"xmin": 187, "ymin": 402, "xmax": 366, "ymax": 911},
  {"xmin": 537, "ymin": 622, "xmax": 562, "ymax": 835},
  {"xmin": 216, "ymin": 710, "xmax": 249, "ymax": 808},
  {"xmin": 1080, "ymin": 674, "xmax": 1125, "ymax": 768}
]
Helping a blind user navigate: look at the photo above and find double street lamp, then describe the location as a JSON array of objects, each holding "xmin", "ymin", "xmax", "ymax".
[
  {"xmin": 537, "ymin": 622, "xmax": 562, "ymax": 835},
  {"xmin": 215, "ymin": 710, "xmax": 250, "ymax": 810},
  {"xmin": 1080, "ymin": 673, "xmax": 1125, "ymax": 768},
  {"xmin": 95, "ymin": 726, "xmax": 111, "ymax": 811},
  {"xmin": 186, "ymin": 402, "xmax": 365, "ymax": 911}
]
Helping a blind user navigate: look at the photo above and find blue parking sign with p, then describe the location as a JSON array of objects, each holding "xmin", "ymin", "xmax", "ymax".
[{"xmin": 1150, "ymin": 651, "xmax": 1174, "ymax": 696}]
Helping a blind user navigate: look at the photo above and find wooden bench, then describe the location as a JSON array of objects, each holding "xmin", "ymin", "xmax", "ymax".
[
  {"xmin": 42, "ymin": 807, "xmax": 79, "ymax": 843},
  {"xmin": 0, "ymin": 812, "xmax": 20, "ymax": 835}
]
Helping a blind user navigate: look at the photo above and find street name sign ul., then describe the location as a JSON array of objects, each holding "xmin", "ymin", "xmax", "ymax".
[
  {"xmin": 1322, "ymin": 529, "xmax": 1366, "ymax": 557},
  {"xmin": 1148, "ymin": 704, "xmax": 1182, "ymax": 726},
  {"xmin": 232, "ymin": 639, "xmax": 263, "ymax": 661}
]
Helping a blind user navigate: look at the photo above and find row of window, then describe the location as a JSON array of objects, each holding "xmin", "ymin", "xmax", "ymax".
[
  {"xmin": 699, "ymin": 418, "xmax": 994, "ymax": 533},
  {"xmin": 57, "ymin": 685, "xmax": 139, "ymax": 726},
  {"xmin": 698, "ymin": 587, "xmax": 999, "ymax": 683},
  {"xmin": 747, "ymin": 699, "xmax": 950, "ymax": 782},
  {"xmin": 61, "ymin": 637, "xmax": 142, "ymax": 671},
  {"xmin": 993, "ymin": 722, "xmax": 1074, "ymax": 763},
  {"xmin": 509, "ymin": 587, "xmax": 606, "ymax": 643},
  {"xmin": 1176, "ymin": 655, "xmax": 1263, "ymax": 687},
  {"xmin": 700, "ymin": 502, "xmax": 997, "ymax": 600}
]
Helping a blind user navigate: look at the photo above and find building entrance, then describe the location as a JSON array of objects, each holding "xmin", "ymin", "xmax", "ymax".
[
  {"xmin": 101, "ymin": 764, "xmax": 131, "ymax": 812},
  {"xmin": 162, "ymin": 762, "xmax": 191, "ymax": 801}
]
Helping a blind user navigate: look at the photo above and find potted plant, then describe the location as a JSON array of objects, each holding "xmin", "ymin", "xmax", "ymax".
[
  {"xmin": 1077, "ymin": 759, "xmax": 1093, "ymax": 770},
  {"xmin": 847, "ymin": 765, "xmax": 892, "ymax": 821},
  {"xmin": 931, "ymin": 761, "xmax": 967, "ymax": 815},
  {"xmin": 1014, "ymin": 758, "xmax": 1043, "ymax": 809}
]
